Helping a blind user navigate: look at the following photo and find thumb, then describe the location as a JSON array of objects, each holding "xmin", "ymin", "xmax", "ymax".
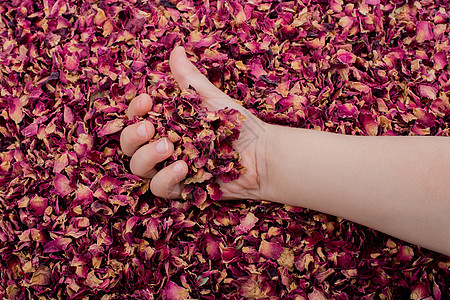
[{"xmin": 169, "ymin": 46, "xmax": 241, "ymax": 111}]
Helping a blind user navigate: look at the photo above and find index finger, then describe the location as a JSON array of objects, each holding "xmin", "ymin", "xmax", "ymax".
[{"xmin": 127, "ymin": 93, "xmax": 153, "ymax": 119}]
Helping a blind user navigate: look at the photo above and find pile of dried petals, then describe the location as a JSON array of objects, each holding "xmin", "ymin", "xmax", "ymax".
[
  {"xmin": 146, "ymin": 87, "xmax": 245, "ymax": 208},
  {"xmin": 0, "ymin": 0, "xmax": 449, "ymax": 299}
]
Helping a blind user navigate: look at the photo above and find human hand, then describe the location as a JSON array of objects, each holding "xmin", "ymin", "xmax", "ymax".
[{"xmin": 120, "ymin": 47, "xmax": 270, "ymax": 201}]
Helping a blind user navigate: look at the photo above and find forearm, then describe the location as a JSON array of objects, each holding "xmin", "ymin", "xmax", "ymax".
[{"xmin": 264, "ymin": 125, "xmax": 450, "ymax": 256}]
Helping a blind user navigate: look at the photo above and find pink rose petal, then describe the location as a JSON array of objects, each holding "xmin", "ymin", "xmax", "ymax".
[
  {"xmin": 416, "ymin": 21, "xmax": 433, "ymax": 43},
  {"xmin": 433, "ymin": 52, "xmax": 447, "ymax": 71},
  {"xmin": 419, "ymin": 85, "xmax": 438, "ymax": 100},
  {"xmin": 163, "ymin": 281, "xmax": 189, "ymax": 300},
  {"xmin": 259, "ymin": 240, "xmax": 283, "ymax": 260},
  {"xmin": 336, "ymin": 49, "xmax": 356, "ymax": 65},
  {"xmin": 54, "ymin": 173, "xmax": 74, "ymax": 197},
  {"xmin": 235, "ymin": 212, "xmax": 259, "ymax": 234}
]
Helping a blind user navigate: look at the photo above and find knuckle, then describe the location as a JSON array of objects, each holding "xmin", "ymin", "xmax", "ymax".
[
  {"xmin": 126, "ymin": 106, "xmax": 136, "ymax": 119},
  {"xmin": 129, "ymin": 159, "xmax": 144, "ymax": 177},
  {"xmin": 129, "ymin": 145, "xmax": 159, "ymax": 177},
  {"xmin": 150, "ymin": 178, "xmax": 165, "ymax": 198},
  {"xmin": 119, "ymin": 128, "xmax": 132, "ymax": 156},
  {"xmin": 150, "ymin": 169, "xmax": 181, "ymax": 199},
  {"xmin": 130, "ymin": 154, "xmax": 150, "ymax": 177}
]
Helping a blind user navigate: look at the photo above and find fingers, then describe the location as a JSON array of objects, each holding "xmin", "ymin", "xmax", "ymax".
[
  {"xmin": 150, "ymin": 161, "xmax": 188, "ymax": 199},
  {"xmin": 169, "ymin": 46, "xmax": 219, "ymax": 94},
  {"xmin": 127, "ymin": 93, "xmax": 153, "ymax": 119},
  {"xmin": 121, "ymin": 93, "xmax": 156, "ymax": 156},
  {"xmin": 120, "ymin": 121, "xmax": 155, "ymax": 156},
  {"xmin": 129, "ymin": 138, "xmax": 174, "ymax": 178},
  {"xmin": 125, "ymin": 132, "xmax": 188, "ymax": 198},
  {"xmin": 169, "ymin": 47, "xmax": 237, "ymax": 111}
]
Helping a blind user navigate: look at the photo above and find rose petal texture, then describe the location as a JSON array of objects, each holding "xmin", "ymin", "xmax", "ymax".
[{"xmin": 0, "ymin": 1, "xmax": 449, "ymax": 299}]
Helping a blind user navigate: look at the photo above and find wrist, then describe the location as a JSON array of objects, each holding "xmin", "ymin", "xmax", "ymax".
[
  {"xmin": 257, "ymin": 123, "xmax": 283, "ymax": 203},
  {"xmin": 259, "ymin": 125, "xmax": 314, "ymax": 206}
]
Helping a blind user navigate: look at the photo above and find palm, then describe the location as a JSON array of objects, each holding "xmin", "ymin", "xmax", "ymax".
[
  {"xmin": 168, "ymin": 47, "xmax": 267, "ymax": 201},
  {"xmin": 206, "ymin": 95, "xmax": 267, "ymax": 201}
]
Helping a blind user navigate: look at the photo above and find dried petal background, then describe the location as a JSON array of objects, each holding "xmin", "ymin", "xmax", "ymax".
[
  {"xmin": 0, "ymin": 0, "xmax": 449, "ymax": 299},
  {"xmin": 148, "ymin": 88, "xmax": 246, "ymax": 207}
]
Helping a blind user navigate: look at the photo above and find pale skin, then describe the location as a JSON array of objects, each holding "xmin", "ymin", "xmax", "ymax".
[{"xmin": 120, "ymin": 46, "xmax": 450, "ymax": 256}]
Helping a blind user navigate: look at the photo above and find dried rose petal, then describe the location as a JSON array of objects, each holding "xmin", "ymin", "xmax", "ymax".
[
  {"xmin": 397, "ymin": 245, "xmax": 414, "ymax": 262},
  {"xmin": 359, "ymin": 113, "xmax": 378, "ymax": 136},
  {"xmin": 43, "ymin": 237, "xmax": 72, "ymax": 253},
  {"xmin": 30, "ymin": 266, "xmax": 51, "ymax": 286},
  {"xmin": 0, "ymin": 1, "xmax": 448, "ymax": 298},
  {"xmin": 337, "ymin": 103, "xmax": 358, "ymax": 119},
  {"xmin": 8, "ymin": 97, "xmax": 23, "ymax": 124},
  {"xmin": 29, "ymin": 196, "xmax": 48, "ymax": 215},
  {"xmin": 433, "ymin": 52, "xmax": 447, "ymax": 71},
  {"xmin": 203, "ymin": 234, "xmax": 220, "ymax": 260},
  {"xmin": 97, "ymin": 119, "xmax": 124, "ymax": 137},
  {"xmin": 235, "ymin": 212, "xmax": 259, "ymax": 234},
  {"xmin": 163, "ymin": 281, "xmax": 190, "ymax": 300},
  {"xmin": 416, "ymin": 21, "xmax": 433, "ymax": 43},
  {"xmin": 336, "ymin": 49, "xmax": 356, "ymax": 65},
  {"xmin": 54, "ymin": 173, "xmax": 74, "ymax": 197},
  {"xmin": 419, "ymin": 85, "xmax": 438, "ymax": 100},
  {"xmin": 259, "ymin": 240, "xmax": 283, "ymax": 260}
]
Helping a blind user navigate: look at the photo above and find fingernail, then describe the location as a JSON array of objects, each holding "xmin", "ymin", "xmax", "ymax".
[
  {"xmin": 155, "ymin": 138, "xmax": 168, "ymax": 154},
  {"xmin": 173, "ymin": 162, "xmax": 184, "ymax": 173},
  {"xmin": 137, "ymin": 97, "xmax": 144, "ymax": 110},
  {"xmin": 137, "ymin": 123, "xmax": 147, "ymax": 139}
]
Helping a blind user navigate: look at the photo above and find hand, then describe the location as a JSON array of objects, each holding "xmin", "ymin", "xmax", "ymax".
[{"xmin": 120, "ymin": 47, "xmax": 270, "ymax": 200}]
